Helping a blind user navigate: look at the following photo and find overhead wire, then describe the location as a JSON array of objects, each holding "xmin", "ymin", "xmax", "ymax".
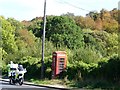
[{"xmin": 55, "ymin": 0, "xmax": 91, "ymax": 12}]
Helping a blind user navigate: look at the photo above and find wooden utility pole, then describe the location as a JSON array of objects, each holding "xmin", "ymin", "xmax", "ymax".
[{"xmin": 41, "ymin": 0, "xmax": 47, "ymax": 79}]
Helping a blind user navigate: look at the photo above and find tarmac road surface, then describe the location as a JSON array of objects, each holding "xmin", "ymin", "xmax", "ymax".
[{"xmin": 0, "ymin": 80, "xmax": 67, "ymax": 90}]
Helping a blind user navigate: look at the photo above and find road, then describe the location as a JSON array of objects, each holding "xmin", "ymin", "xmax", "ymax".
[{"xmin": 0, "ymin": 80, "xmax": 65, "ymax": 90}]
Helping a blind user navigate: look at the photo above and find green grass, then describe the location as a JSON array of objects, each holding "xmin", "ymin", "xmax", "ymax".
[
  {"xmin": 28, "ymin": 78, "xmax": 120, "ymax": 89},
  {"xmin": 29, "ymin": 78, "xmax": 68, "ymax": 87}
]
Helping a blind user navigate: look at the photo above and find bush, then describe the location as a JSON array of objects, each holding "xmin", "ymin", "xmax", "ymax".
[
  {"xmin": 92, "ymin": 55, "xmax": 120, "ymax": 82},
  {"xmin": 66, "ymin": 61, "xmax": 98, "ymax": 80}
]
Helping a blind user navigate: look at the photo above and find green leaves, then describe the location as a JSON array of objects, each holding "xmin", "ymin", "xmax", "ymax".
[
  {"xmin": 45, "ymin": 16, "xmax": 84, "ymax": 49},
  {"xmin": 1, "ymin": 8, "xmax": 118, "ymax": 82},
  {"xmin": 7, "ymin": 18, "xmax": 24, "ymax": 30},
  {"xmin": 1, "ymin": 16, "xmax": 18, "ymax": 53}
]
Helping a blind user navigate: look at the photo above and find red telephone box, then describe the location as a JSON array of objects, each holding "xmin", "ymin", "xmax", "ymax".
[{"xmin": 52, "ymin": 51, "xmax": 67, "ymax": 78}]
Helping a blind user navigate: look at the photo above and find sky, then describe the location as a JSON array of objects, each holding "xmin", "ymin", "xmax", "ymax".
[{"xmin": 0, "ymin": 0, "xmax": 119, "ymax": 21}]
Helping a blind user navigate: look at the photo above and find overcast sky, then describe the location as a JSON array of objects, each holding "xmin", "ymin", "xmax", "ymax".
[{"xmin": 0, "ymin": 0, "xmax": 119, "ymax": 21}]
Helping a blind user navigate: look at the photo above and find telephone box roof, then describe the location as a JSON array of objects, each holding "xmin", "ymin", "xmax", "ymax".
[{"xmin": 53, "ymin": 51, "xmax": 66, "ymax": 54}]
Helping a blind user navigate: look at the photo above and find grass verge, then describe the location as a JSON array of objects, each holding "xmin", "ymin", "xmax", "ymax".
[{"xmin": 28, "ymin": 78, "xmax": 120, "ymax": 89}]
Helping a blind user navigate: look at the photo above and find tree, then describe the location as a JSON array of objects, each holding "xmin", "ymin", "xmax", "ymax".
[
  {"xmin": 102, "ymin": 19, "xmax": 118, "ymax": 33},
  {"xmin": 45, "ymin": 16, "xmax": 84, "ymax": 49},
  {"xmin": 7, "ymin": 18, "xmax": 24, "ymax": 30},
  {"xmin": 15, "ymin": 29, "xmax": 39, "ymax": 57},
  {"xmin": 95, "ymin": 18, "xmax": 103, "ymax": 30},
  {"xmin": 100, "ymin": 9, "xmax": 111, "ymax": 20},
  {"xmin": 86, "ymin": 11, "xmax": 99, "ymax": 21},
  {"xmin": 74, "ymin": 16, "xmax": 95, "ymax": 30},
  {"xmin": 0, "ymin": 16, "xmax": 18, "ymax": 53},
  {"xmin": 110, "ymin": 8, "xmax": 118, "ymax": 21},
  {"xmin": 27, "ymin": 17, "xmax": 42, "ymax": 37},
  {"xmin": 73, "ymin": 47, "xmax": 101, "ymax": 64},
  {"xmin": 91, "ymin": 31, "xmax": 118, "ymax": 56}
]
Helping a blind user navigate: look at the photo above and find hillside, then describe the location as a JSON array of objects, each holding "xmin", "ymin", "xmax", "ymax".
[{"xmin": 0, "ymin": 8, "xmax": 119, "ymax": 89}]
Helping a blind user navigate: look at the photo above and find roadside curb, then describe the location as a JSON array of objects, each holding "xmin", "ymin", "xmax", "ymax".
[
  {"xmin": 24, "ymin": 82, "xmax": 69, "ymax": 90},
  {"xmin": 1, "ymin": 79, "xmax": 69, "ymax": 90}
]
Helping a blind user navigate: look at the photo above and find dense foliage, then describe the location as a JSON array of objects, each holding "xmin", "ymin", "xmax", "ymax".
[{"xmin": 1, "ymin": 8, "xmax": 119, "ymax": 87}]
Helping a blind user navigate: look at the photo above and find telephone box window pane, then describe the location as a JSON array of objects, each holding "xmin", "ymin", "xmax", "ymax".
[
  {"xmin": 59, "ymin": 58, "xmax": 65, "ymax": 73},
  {"xmin": 59, "ymin": 58, "xmax": 64, "ymax": 61}
]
